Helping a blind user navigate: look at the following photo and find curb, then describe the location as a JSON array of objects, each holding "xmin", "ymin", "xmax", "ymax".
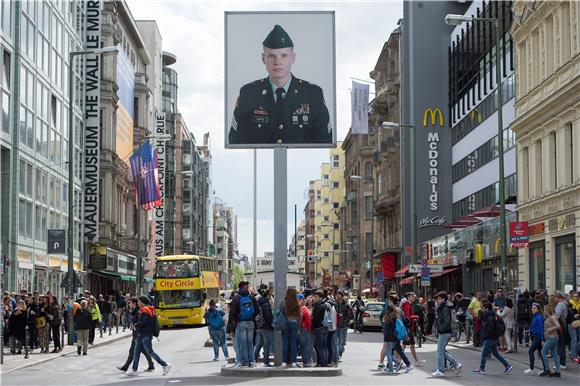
[
  {"xmin": 1, "ymin": 332, "xmax": 132, "ymax": 375},
  {"xmin": 424, "ymin": 336, "xmax": 529, "ymax": 367},
  {"xmin": 221, "ymin": 366, "xmax": 343, "ymax": 377}
]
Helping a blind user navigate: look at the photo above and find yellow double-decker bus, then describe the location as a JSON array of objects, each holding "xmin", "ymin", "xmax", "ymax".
[{"xmin": 153, "ymin": 255, "xmax": 220, "ymax": 327}]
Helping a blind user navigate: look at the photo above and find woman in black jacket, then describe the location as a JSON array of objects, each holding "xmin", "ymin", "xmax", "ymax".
[
  {"xmin": 381, "ymin": 305, "xmax": 398, "ymax": 375},
  {"xmin": 8, "ymin": 300, "xmax": 27, "ymax": 354}
]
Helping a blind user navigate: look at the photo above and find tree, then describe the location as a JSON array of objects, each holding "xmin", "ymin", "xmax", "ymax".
[{"xmin": 232, "ymin": 264, "xmax": 245, "ymax": 288}]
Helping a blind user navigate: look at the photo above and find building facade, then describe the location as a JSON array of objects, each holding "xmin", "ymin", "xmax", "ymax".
[
  {"xmin": 213, "ymin": 202, "xmax": 236, "ymax": 289},
  {"xmin": 342, "ymin": 132, "xmax": 374, "ymax": 293},
  {"xmin": 511, "ymin": 0, "xmax": 580, "ymax": 293},
  {"xmin": 1, "ymin": 1, "xmax": 86, "ymax": 296},
  {"xmin": 369, "ymin": 24, "xmax": 402, "ymax": 292}
]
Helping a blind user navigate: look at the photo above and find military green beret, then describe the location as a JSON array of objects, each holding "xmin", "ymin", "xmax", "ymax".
[{"xmin": 263, "ymin": 24, "xmax": 294, "ymax": 49}]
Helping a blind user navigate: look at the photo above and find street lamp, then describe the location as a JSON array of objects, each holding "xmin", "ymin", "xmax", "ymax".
[
  {"xmin": 382, "ymin": 121, "xmax": 417, "ymax": 292},
  {"xmin": 67, "ymin": 46, "xmax": 118, "ymax": 344},
  {"xmin": 445, "ymin": 13, "xmax": 508, "ymax": 287},
  {"xmin": 350, "ymin": 175, "xmax": 376, "ymax": 296}
]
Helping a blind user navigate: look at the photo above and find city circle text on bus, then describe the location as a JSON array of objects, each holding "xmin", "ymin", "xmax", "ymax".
[{"xmin": 157, "ymin": 279, "xmax": 196, "ymax": 289}]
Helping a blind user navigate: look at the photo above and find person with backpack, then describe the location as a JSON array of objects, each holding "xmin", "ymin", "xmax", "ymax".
[
  {"xmin": 524, "ymin": 303, "xmax": 545, "ymax": 375},
  {"xmin": 553, "ymin": 292, "xmax": 570, "ymax": 370},
  {"xmin": 227, "ymin": 281, "xmax": 259, "ymax": 368},
  {"xmin": 311, "ymin": 290, "xmax": 328, "ymax": 367},
  {"xmin": 431, "ymin": 291, "xmax": 463, "ymax": 377},
  {"xmin": 324, "ymin": 289, "xmax": 339, "ymax": 367},
  {"xmin": 204, "ymin": 299, "xmax": 229, "ymax": 362},
  {"xmin": 117, "ymin": 297, "xmax": 155, "ymax": 372},
  {"xmin": 517, "ymin": 291, "xmax": 532, "ymax": 347},
  {"xmin": 253, "ymin": 288, "xmax": 274, "ymax": 367},
  {"xmin": 381, "ymin": 304, "xmax": 399, "ymax": 375},
  {"xmin": 472, "ymin": 299, "xmax": 513, "ymax": 375},
  {"xmin": 540, "ymin": 303, "xmax": 562, "ymax": 377},
  {"xmin": 126, "ymin": 296, "xmax": 171, "ymax": 377}
]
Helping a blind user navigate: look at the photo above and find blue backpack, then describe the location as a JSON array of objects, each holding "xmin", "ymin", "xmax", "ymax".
[
  {"xmin": 208, "ymin": 309, "xmax": 224, "ymax": 330},
  {"xmin": 272, "ymin": 308, "xmax": 288, "ymax": 331},
  {"xmin": 395, "ymin": 318, "xmax": 407, "ymax": 341},
  {"xmin": 239, "ymin": 295, "xmax": 255, "ymax": 321}
]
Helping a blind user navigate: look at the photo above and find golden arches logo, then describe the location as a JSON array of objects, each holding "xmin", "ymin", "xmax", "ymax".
[{"xmin": 423, "ymin": 108, "xmax": 444, "ymax": 127}]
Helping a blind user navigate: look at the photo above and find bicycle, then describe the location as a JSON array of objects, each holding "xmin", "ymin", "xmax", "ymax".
[{"xmin": 450, "ymin": 315, "xmax": 467, "ymax": 343}]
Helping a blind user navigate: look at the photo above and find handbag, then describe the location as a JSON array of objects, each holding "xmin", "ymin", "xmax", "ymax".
[
  {"xmin": 572, "ymin": 320, "xmax": 580, "ymax": 329},
  {"xmin": 36, "ymin": 316, "xmax": 47, "ymax": 329}
]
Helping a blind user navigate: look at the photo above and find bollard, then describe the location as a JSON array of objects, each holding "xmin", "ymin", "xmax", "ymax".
[
  {"xmin": 24, "ymin": 325, "xmax": 29, "ymax": 359},
  {"xmin": 115, "ymin": 313, "xmax": 119, "ymax": 334}
]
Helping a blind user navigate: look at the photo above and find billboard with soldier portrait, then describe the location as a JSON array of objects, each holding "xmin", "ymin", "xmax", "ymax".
[{"xmin": 225, "ymin": 11, "xmax": 336, "ymax": 148}]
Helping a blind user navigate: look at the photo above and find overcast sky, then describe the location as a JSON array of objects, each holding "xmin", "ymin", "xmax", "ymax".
[{"xmin": 127, "ymin": 0, "xmax": 403, "ymax": 260}]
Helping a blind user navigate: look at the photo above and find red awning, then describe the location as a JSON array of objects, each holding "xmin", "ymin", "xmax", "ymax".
[
  {"xmin": 431, "ymin": 267, "xmax": 461, "ymax": 278},
  {"xmin": 472, "ymin": 205, "xmax": 512, "ymax": 218},
  {"xmin": 400, "ymin": 276, "xmax": 414, "ymax": 285},
  {"xmin": 395, "ymin": 265, "xmax": 409, "ymax": 278},
  {"xmin": 444, "ymin": 215, "xmax": 482, "ymax": 229}
]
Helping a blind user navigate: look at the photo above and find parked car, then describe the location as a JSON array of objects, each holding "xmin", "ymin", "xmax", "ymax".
[{"xmin": 360, "ymin": 301, "xmax": 384, "ymax": 330}]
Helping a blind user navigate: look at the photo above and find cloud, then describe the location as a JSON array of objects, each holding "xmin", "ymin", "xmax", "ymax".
[{"xmin": 127, "ymin": 0, "xmax": 402, "ymax": 257}]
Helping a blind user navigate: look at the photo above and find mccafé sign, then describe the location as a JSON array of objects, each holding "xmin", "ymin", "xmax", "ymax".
[
  {"xmin": 156, "ymin": 278, "xmax": 197, "ymax": 290},
  {"xmin": 423, "ymin": 108, "xmax": 445, "ymax": 222}
]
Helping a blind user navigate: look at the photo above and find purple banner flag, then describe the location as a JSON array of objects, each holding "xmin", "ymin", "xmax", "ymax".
[{"xmin": 130, "ymin": 140, "xmax": 162, "ymax": 210}]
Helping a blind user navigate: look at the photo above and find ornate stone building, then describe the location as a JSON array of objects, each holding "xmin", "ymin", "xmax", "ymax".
[{"xmin": 511, "ymin": 0, "xmax": 580, "ymax": 292}]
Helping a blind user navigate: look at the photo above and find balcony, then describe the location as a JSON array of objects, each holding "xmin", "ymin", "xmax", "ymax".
[{"xmin": 375, "ymin": 188, "xmax": 399, "ymax": 212}]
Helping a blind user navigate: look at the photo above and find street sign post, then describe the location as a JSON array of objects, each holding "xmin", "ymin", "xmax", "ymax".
[
  {"xmin": 421, "ymin": 267, "xmax": 431, "ymax": 286},
  {"xmin": 409, "ymin": 264, "xmax": 442, "ymax": 273}
]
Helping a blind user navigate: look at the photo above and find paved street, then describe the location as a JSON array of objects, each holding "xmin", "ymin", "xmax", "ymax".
[{"xmin": 3, "ymin": 327, "xmax": 579, "ymax": 386}]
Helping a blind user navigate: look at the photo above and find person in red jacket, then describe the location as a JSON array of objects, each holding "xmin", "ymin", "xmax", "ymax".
[
  {"xmin": 401, "ymin": 292, "xmax": 426, "ymax": 367},
  {"xmin": 297, "ymin": 294, "xmax": 313, "ymax": 367}
]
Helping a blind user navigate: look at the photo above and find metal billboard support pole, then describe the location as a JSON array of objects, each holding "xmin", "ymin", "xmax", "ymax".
[
  {"xmin": 252, "ymin": 149, "xmax": 257, "ymax": 290},
  {"xmin": 273, "ymin": 146, "xmax": 287, "ymax": 367}
]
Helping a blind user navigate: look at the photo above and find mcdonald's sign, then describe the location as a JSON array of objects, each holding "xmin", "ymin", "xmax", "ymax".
[{"xmin": 423, "ymin": 108, "xmax": 444, "ymax": 127}]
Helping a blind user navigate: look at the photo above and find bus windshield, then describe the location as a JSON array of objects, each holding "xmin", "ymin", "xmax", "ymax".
[
  {"xmin": 155, "ymin": 259, "xmax": 199, "ymax": 278},
  {"xmin": 157, "ymin": 289, "xmax": 202, "ymax": 309}
]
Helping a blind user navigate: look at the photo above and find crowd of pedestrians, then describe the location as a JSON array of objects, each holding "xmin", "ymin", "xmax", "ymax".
[
  {"xmin": 203, "ymin": 282, "xmax": 580, "ymax": 379},
  {"xmin": 1, "ymin": 289, "xmax": 133, "ymax": 356}
]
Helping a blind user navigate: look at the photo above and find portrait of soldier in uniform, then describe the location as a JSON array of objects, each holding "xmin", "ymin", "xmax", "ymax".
[{"xmin": 228, "ymin": 24, "xmax": 332, "ymax": 145}]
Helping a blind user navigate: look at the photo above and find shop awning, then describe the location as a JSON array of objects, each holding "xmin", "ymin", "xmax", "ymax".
[
  {"xmin": 471, "ymin": 205, "xmax": 513, "ymax": 218},
  {"xmin": 400, "ymin": 276, "xmax": 414, "ymax": 286},
  {"xmin": 92, "ymin": 270, "xmax": 136, "ymax": 282},
  {"xmin": 444, "ymin": 215, "xmax": 482, "ymax": 229},
  {"xmin": 395, "ymin": 265, "xmax": 409, "ymax": 277},
  {"xmin": 430, "ymin": 267, "xmax": 461, "ymax": 278}
]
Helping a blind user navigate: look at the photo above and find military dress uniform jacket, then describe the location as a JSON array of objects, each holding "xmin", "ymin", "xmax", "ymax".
[{"xmin": 229, "ymin": 76, "xmax": 331, "ymax": 145}]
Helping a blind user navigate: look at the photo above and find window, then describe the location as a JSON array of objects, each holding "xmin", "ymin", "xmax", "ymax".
[
  {"xmin": 365, "ymin": 232, "xmax": 372, "ymax": 258},
  {"xmin": 332, "ymin": 181, "xmax": 339, "ymax": 188},
  {"xmin": 350, "ymin": 201, "xmax": 358, "ymax": 225},
  {"xmin": 333, "ymin": 244, "xmax": 339, "ymax": 250},
  {"xmin": 365, "ymin": 196, "xmax": 373, "ymax": 220},
  {"xmin": 333, "ymin": 223, "xmax": 339, "ymax": 229},
  {"xmin": 365, "ymin": 161, "xmax": 373, "ymax": 179},
  {"xmin": 534, "ymin": 140, "xmax": 542, "ymax": 196},
  {"xmin": 522, "ymin": 147, "xmax": 529, "ymax": 201},
  {"xmin": 332, "ymin": 155, "xmax": 339, "ymax": 167},
  {"xmin": 1, "ymin": 50, "xmax": 10, "ymax": 134},
  {"xmin": 551, "ymin": 131, "xmax": 557, "ymax": 189},
  {"xmin": 332, "ymin": 202, "xmax": 339, "ymax": 209}
]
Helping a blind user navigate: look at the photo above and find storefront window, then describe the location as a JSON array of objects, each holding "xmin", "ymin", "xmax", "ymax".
[
  {"xmin": 529, "ymin": 241, "xmax": 545, "ymax": 290},
  {"xmin": 556, "ymin": 235, "xmax": 576, "ymax": 291}
]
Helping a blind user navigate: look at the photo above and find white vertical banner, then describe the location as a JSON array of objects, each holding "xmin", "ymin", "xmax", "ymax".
[
  {"xmin": 83, "ymin": 1, "xmax": 102, "ymax": 242},
  {"xmin": 154, "ymin": 113, "xmax": 166, "ymax": 258},
  {"xmin": 351, "ymin": 81, "xmax": 369, "ymax": 134}
]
